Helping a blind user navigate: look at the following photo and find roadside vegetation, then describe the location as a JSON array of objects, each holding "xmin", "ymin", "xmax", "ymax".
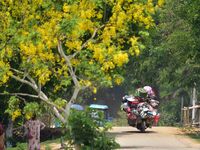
[{"xmin": 181, "ymin": 127, "xmax": 200, "ymax": 142}]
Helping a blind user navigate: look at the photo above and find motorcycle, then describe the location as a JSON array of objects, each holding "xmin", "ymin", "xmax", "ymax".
[{"xmin": 121, "ymin": 95, "xmax": 160, "ymax": 132}]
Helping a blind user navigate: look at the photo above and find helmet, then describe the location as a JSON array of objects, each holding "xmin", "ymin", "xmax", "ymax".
[
  {"xmin": 143, "ymin": 86, "xmax": 154, "ymax": 96},
  {"xmin": 135, "ymin": 88, "xmax": 147, "ymax": 98}
]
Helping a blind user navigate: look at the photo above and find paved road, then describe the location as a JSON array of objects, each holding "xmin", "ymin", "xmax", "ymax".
[{"xmin": 110, "ymin": 126, "xmax": 200, "ymax": 150}]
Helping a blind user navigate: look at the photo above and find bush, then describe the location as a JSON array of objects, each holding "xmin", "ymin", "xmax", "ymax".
[
  {"xmin": 65, "ymin": 108, "xmax": 120, "ymax": 150},
  {"xmin": 158, "ymin": 99, "xmax": 180, "ymax": 126},
  {"xmin": 112, "ymin": 110, "xmax": 128, "ymax": 126}
]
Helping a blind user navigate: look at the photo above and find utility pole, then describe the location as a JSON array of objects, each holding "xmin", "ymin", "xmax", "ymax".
[{"xmin": 192, "ymin": 83, "xmax": 197, "ymax": 125}]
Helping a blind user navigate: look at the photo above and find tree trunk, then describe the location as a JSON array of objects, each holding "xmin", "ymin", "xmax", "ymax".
[{"xmin": 5, "ymin": 119, "xmax": 13, "ymax": 147}]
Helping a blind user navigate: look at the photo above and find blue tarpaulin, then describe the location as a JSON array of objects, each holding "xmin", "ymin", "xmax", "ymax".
[
  {"xmin": 89, "ymin": 104, "xmax": 108, "ymax": 110},
  {"xmin": 70, "ymin": 104, "xmax": 84, "ymax": 110}
]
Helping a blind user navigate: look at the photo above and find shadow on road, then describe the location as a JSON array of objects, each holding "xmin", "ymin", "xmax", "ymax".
[
  {"xmin": 118, "ymin": 146, "xmax": 139, "ymax": 149},
  {"xmin": 118, "ymin": 146, "xmax": 166, "ymax": 149},
  {"xmin": 110, "ymin": 130, "xmax": 157, "ymax": 137}
]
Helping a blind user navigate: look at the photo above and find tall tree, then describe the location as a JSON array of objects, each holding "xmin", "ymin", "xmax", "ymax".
[
  {"xmin": 123, "ymin": 0, "xmax": 200, "ymax": 124},
  {"xmin": 124, "ymin": 0, "xmax": 200, "ymax": 96},
  {"xmin": 0, "ymin": 0, "xmax": 160, "ymax": 124}
]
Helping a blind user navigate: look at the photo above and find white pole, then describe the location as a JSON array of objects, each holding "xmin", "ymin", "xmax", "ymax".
[{"xmin": 192, "ymin": 84, "xmax": 197, "ymax": 125}]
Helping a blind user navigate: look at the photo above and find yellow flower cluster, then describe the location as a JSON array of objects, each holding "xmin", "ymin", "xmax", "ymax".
[
  {"xmin": 35, "ymin": 68, "xmax": 52, "ymax": 85},
  {"xmin": 92, "ymin": 87, "xmax": 97, "ymax": 94},
  {"xmin": 0, "ymin": 47, "xmax": 13, "ymax": 59},
  {"xmin": 114, "ymin": 76, "xmax": 123, "ymax": 85},
  {"xmin": 129, "ymin": 37, "xmax": 140, "ymax": 56},
  {"xmin": 102, "ymin": 27, "xmax": 117, "ymax": 45},
  {"xmin": 20, "ymin": 43, "xmax": 35, "ymax": 56},
  {"xmin": 12, "ymin": 109, "xmax": 21, "ymax": 121},
  {"xmin": 92, "ymin": 47, "xmax": 105, "ymax": 63},
  {"xmin": 131, "ymin": 4, "xmax": 155, "ymax": 29},
  {"xmin": 101, "ymin": 61, "xmax": 115, "ymax": 72},
  {"xmin": 20, "ymin": 43, "xmax": 55, "ymax": 63},
  {"xmin": 63, "ymin": 3, "xmax": 70, "ymax": 13},
  {"xmin": 65, "ymin": 40, "xmax": 82, "ymax": 51},
  {"xmin": 71, "ymin": 59, "xmax": 80, "ymax": 66},
  {"xmin": 25, "ymin": 112, "xmax": 33, "ymax": 120},
  {"xmin": 80, "ymin": 80, "xmax": 92, "ymax": 87},
  {"xmin": 0, "ymin": 60, "xmax": 12, "ymax": 85},
  {"xmin": 77, "ymin": 20, "xmax": 93, "ymax": 31},
  {"xmin": 113, "ymin": 52, "xmax": 129, "ymax": 67},
  {"xmin": 158, "ymin": 0, "xmax": 165, "ymax": 7}
]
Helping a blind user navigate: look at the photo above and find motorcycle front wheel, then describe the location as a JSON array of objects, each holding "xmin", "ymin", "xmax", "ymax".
[{"xmin": 137, "ymin": 120, "xmax": 146, "ymax": 132}]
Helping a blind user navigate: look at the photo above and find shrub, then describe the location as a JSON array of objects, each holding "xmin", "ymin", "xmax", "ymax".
[{"xmin": 65, "ymin": 108, "xmax": 120, "ymax": 150}]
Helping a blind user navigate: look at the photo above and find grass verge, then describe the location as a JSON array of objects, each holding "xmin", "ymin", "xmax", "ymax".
[
  {"xmin": 6, "ymin": 138, "xmax": 61, "ymax": 150},
  {"xmin": 181, "ymin": 127, "xmax": 200, "ymax": 143}
]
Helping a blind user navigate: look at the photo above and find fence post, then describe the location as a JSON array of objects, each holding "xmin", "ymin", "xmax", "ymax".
[
  {"xmin": 187, "ymin": 107, "xmax": 190, "ymax": 125},
  {"xmin": 199, "ymin": 108, "xmax": 200, "ymax": 128},
  {"xmin": 180, "ymin": 96, "xmax": 184, "ymax": 125},
  {"xmin": 183, "ymin": 107, "xmax": 186, "ymax": 126}
]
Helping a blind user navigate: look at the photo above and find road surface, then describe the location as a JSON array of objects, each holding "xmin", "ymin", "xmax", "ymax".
[{"xmin": 110, "ymin": 126, "xmax": 200, "ymax": 150}]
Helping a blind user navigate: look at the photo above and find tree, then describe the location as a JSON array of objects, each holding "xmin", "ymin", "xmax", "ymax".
[
  {"xmin": 123, "ymin": 0, "xmax": 200, "ymax": 125},
  {"xmin": 0, "ymin": 0, "xmax": 161, "ymax": 124},
  {"xmin": 125, "ymin": 0, "xmax": 200, "ymax": 95}
]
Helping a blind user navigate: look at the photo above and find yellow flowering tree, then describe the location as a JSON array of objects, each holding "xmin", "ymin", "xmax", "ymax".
[{"xmin": 0, "ymin": 0, "xmax": 161, "ymax": 124}]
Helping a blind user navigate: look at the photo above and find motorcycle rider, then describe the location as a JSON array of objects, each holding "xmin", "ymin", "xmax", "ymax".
[
  {"xmin": 143, "ymin": 85, "xmax": 160, "ymax": 125},
  {"xmin": 135, "ymin": 87, "xmax": 148, "ymax": 101},
  {"xmin": 143, "ymin": 86, "xmax": 156, "ymax": 99},
  {"xmin": 143, "ymin": 85, "xmax": 159, "ymax": 109}
]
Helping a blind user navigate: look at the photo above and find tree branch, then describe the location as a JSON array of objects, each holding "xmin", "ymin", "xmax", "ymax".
[
  {"xmin": 58, "ymin": 41, "xmax": 80, "ymax": 87},
  {"xmin": 10, "ymin": 68, "xmax": 38, "ymax": 90},
  {"xmin": 0, "ymin": 92, "xmax": 39, "ymax": 98},
  {"xmin": 11, "ymin": 74, "xmax": 38, "ymax": 91},
  {"xmin": 9, "ymin": 69, "xmax": 67, "ymax": 123},
  {"xmin": 72, "ymin": 25, "xmax": 105, "ymax": 58},
  {"xmin": 39, "ymin": 92, "xmax": 64, "ymax": 111}
]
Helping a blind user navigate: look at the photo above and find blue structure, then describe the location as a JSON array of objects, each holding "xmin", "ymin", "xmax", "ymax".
[
  {"xmin": 89, "ymin": 104, "xmax": 108, "ymax": 110},
  {"xmin": 70, "ymin": 104, "xmax": 84, "ymax": 111},
  {"xmin": 89, "ymin": 104, "xmax": 112, "ymax": 121}
]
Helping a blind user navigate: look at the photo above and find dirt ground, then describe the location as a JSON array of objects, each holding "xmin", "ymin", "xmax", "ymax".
[{"xmin": 41, "ymin": 126, "xmax": 200, "ymax": 150}]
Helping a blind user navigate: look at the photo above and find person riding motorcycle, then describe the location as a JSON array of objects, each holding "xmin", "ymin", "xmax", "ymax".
[
  {"xmin": 143, "ymin": 86, "xmax": 159, "ymax": 109},
  {"xmin": 143, "ymin": 85, "xmax": 159, "ymax": 100},
  {"xmin": 121, "ymin": 88, "xmax": 148, "ymax": 115},
  {"xmin": 121, "ymin": 86, "xmax": 160, "ymax": 130}
]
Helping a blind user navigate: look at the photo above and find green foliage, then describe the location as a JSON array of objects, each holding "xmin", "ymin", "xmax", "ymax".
[
  {"xmin": 15, "ymin": 143, "xmax": 27, "ymax": 150},
  {"xmin": 122, "ymin": 0, "xmax": 200, "ymax": 126},
  {"xmin": 112, "ymin": 110, "xmax": 127, "ymax": 126},
  {"xmin": 65, "ymin": 108, "xmax": 120, "ymax": 149},
  {"xmin": 158, "ymin": 99, "xmax": 180, "ymax": 126},
  {"xmin": 45, "ymin": 145, "xmax": 52, "ymax": 150},
  {"xmin": 23, "ymin": 102, "xmax": 41, "ymax": 117},
  {"xmin": 6, "ymin": 96, "xmax": 42, "ymax": 121},
  {"xmin": 54, "ymin": 98, "xmax": 67, "ymax": 108},
  {"xmin": 6, "ymin": 143, "xmax": 27, "ymax": 150},
  {"xmin": 5, "ymin": 96, "xmax": 20, "ymax": 115},
  {"xmin": 5, "ymin": 96, "xmax": 22, "ymax": 121}
]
